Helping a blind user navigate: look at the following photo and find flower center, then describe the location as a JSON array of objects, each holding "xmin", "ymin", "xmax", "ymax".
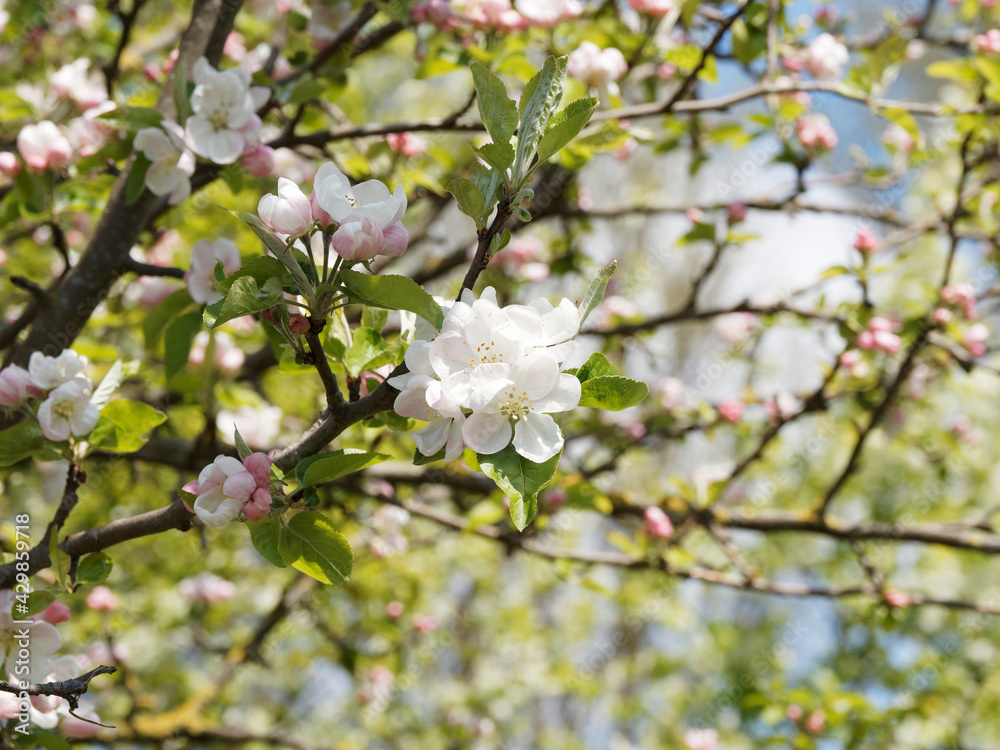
[
  {"xmin": 209, "ymin": 108, "xmax": 230, "ymax": 130},
  {"xmin": 498, "ymin": 389, "xmax": 532, "ymax": 421},
  {"xmin": 53, "ymin": 399, "xmax": 75, "ymax": 419}
]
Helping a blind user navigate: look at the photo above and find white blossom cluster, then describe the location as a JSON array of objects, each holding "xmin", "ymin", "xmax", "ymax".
[{"xmin": 391, "ymin": 287, "xmax": 582, "ymax": 463}]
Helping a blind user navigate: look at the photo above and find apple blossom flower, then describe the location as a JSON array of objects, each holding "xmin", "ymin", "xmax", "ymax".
[
  {"xmin": 787, "ymin": 704, "xmax": 804, "ymax": 721},
  {"xmin": 934, "ymin": 307, "xmax": 953, "ymax": 325},
  {"xmin": 240, "ymin": 144, "xmax": 275, "ymax": 176},
  {"xmin": 314, "ymin": 161, "xmax": 407, "ymax": 227},
  {"xmin": 975, "ymin": 29, "xmax": 1000, "ymax": 54},
  {"xmin": 0, "ymin": 151, "xmax": 20, "ymax": 177},
  {"xmin": 179, "ymin": 572, "xmax": 237, "ymax": 604},
  {"xmin": 628, "ymin": 0, "xmax": 673, "ymax": 17},
  {"xmin": 884, "ymin": 588, "xmax": 912, "ymax": 608},
  {"xmin": 466, "ymin": 0, "xmax": 527, "ymax": 30},
  {"xmin": 0, "ymin": 364, "xmax": 39, "ymax": 406},
  {"xmin": 37, "ymin": 378, "xmax": 100, "ymax": 441},
  {"xmin": 462, "ymin": 354, "xmax": 581, "ymax": 462},
  {"xmin": 189, "ymin": 331, "xmax": 246, "ymax": 374},
  {"xmin": 134, "ymin": 121, "xmax": 196, "ymax": 205},
  {"xmin": 806, "ymin": 33, "xmax": 848, "ymax": 79},
  {"xmin": 643, "ymin": 506, "xmax": 674, "ymax": 539},
  {"xmin": 386, "ymin": 601, "xmax": 405, "ymax": 618},
  {"xmin": 394, "ymin": 374, "xmax": 468, "ymax": 460},
  {"xmin": 515, "ymin": 0, "xmax": 582, "ymax": 26},
  {"xmin": 882, "ymin": 123, "xmax": 916, "ymax": 153},
  {"xmin": 657, "ymin": 61, "xmax": 678, "ymax": 80},
  {"xmin": 717, "ymin": 398, "xmax": 744, "ymax": 423},
  {"xmin": 85, "ymin": 585, "xmax": 120, "ymax": 611},
  {"xmin": 412, "ymin": 614, "xmax": 437, "ymax": 632},
  {"xmin": 941, "ymin": 283, "xmax": 976, "ymax": 318},
  {"xmin": 17, "ymin": 121, "xmax": 73, "ymax": 171},
  {"xmin": 386, "ymin": 131, "xmax": 428, "ymax": 157},
  {"xmin": 185, "ymin": 57, "xmax": 269, "ymax": 164},
  {"xmin": 49, "ymin": 58, "xmax": 108, "ymax": 110},
  {"xmin": 964, "ymin": 323, "xmax": 989, "ymax": 356},
  {"xmin": 683, "ymin": 728, "xmax": 719, "ymax": 750},
  {"xmin": 796, "ymin": 113, "xmax": 838, "ymax": 150},
  {"xmin": 804, "ymin": 709, "xmax": 825, "ymax": 734},
  {"xmin": 853, "ymin": 227, "xmax": 878, "ymax": 253},
  {"xmin": 568, "ymin": 42, "xmax": 628, "ymax": 93},
  {"xmin": 193, "ymin": 455, "xmax": 257, "ymax": 526},
  {"xmin": 185, "ymin": 237, "xmax": 242, "ymax": 304},
  {"xmin": 258, "ymin": 177, "xmax": 313, "ymax": 235},
  {"xmin": 412, "ymin": 0, "xmax": 452, "ymax": 27}
]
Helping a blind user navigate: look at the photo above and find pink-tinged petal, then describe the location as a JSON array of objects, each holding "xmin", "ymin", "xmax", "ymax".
[
  {"xmin": 41, "ymin": 602, "xmax": 71, "ymax": 624},
  {"xmin": 242, "ymin": 452, "xmax": 271, "ymax": 487},
  {"xmin": 31, "ymin": 621, "xmax": 62, "ymax": 653},
  {"xmin": 462, "ymin": 411, "xmax": 512, "ymax": 455},
  {"xmin": 214, "ymin": 454, "xmax": 246, "ymax": 477},
  {"xmin": 413, "ymin": 418, "xmax": 450, "ymax": 457},
  {"xmin": 512, "ymin": 413, "xmax": 563, "ymax": 462},
  {"xmin": 222, "ymin": 469, "xmax": 256, "ymax": 503},
  {"xmin": 37, "ymin": 400, "xmax": 70, "ymax": 441},
  {"xmin": 394, "ymin": 380, "xmax": 434, "ymax": 420},
  {"xmin": 69, "ymin": 400, "xmax": 100, "ymax": 436},
  {"xmin": 194, "ymin": 493, "xmax": 244, "ymax": 526},
  {"xmin": 381, "ymin": 221, "xmax": 409, "ymax": 257},
  {"xmin": 535, "ymin": 373, "xmax": 581, "ymax": 413}
]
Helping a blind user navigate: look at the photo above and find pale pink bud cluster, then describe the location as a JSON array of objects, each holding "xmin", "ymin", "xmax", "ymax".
[
  {"xmin": 386, "ymin": 131, "xmax": 428, "ymax": 157},
  {"xmin": 964, "ymin": 323, "xmax": 989, "ymax": 356},
  {"xmin": 643, "ymin": 506, "xmax": 674, "ymax": 539},
  {"xmin": 853, "ymin": 227, "xmax": 878, "ymax": 253},
  {"xmin": 188, "ymin": 331, "xmax": 246, "ymax": 374},
  {"xmin": 714, "ymin": 312, "xmax": 756, "ymax": 345},
  {"xmin": 806, "ymin": 33, "xmax": 849, "ymax": 80},
  {"xmin": 628, "ymin": 0, "xmax": 674, "ymax": 17},
  {"xmin": 975, "ymin": 29, "xmax": 1000, "ymax": 54},
  {"xmin": 857, "ymin": 317, "xmax": 901, "ymax": 353},
  {"xmin": 0, "ymin": 151, "xmax": 20, "ymax": 177},
  {"xmin": 717, "ymin": 398, "xmax": 745, "ymax": 423},
  {"xmin": 514, "ymin": 0, "xmax": 583, "ymax": 26},
  {"xmin": 185, "ymin": 238, "xmax": 242, "ymax": 304},
  {"xmin": 412, "ymin": 0, "xmax": 454, "ymax": 28},
  {"xmin": 940, "ymin": 283, "xmax": 976, "ymax": 319},
  {"xmin": 568, "ymin": 42, "xmax": 629, "ymax": 90},
  {"xmin": 187, "ymin": 452, "xmax": 274, "ymax": 526},
  {"xmin": 86, "ymin": 585, "xmax": 120, "ymax": 611},
  {"xmin": 796, "ymin": 114, "xmax": 838, "ymax": 150},
  {"xmin": 17, "ymin": 121, "xmax": 73, "ymax": 172},
  {"xmin": 179, "ymin": 572, "xmax": 237, "ymax": 604},
  {"xmin": 466, "ymin": 0, "xmax": 527, "ymax": 31},
  {"xmin": 727, "ymin": 201, "xmax": 748, "ymax": 223}
]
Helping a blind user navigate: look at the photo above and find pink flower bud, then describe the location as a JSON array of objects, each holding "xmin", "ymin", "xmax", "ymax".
[
  {"xmin": 386, "ymin": 601, "xmax": 405, "ymax": 618},
  {"xmin": 853, "ymin": 227, "xmax": 878, "ymax": 253},
  {"xmin": 787, "ymin": 704, "xmax": 804, "ymax": 721},
  {"xmin": 804, "ymin": 709, "xmax": 825, "ymax": 734},
  {"xmin": 258, "ymin": 177, "xmax": 313, "ymax": 235},
  {"xmin": 727, "ymin": 201, "xmax": 747, "ymax": 223},
  {"xmin": 872, "ymin": 330, "xmax": 901, "ymax": 353},
  {"xmin": 180, "ymin": 480, "xmax": 199, "ymax": 512},
  {"xmin": 643, "ymin": 506, "xmax": 674, "ymax": 539},
  {"xmin": 933, "ymin": 307, "xmax": 953, "ymax": 325},
  {"xmin": 857, "ymin": 330, "xmax": 875, "ymax": 350},
  {"xmin": 333, "ymin": 216, "xmax": 385, "ymax": 261},
  {"xmin": 241, "ymin": 144, "xmax": 275, "ymax": 177},
  {"xmin": 717, "ymin": 398, "xmax": 744, "ymax": 423},
  {"xmin": 657, "ymin": 62, "xmax": 678, "ymax": 80},
  {"xmin": 243, "ymin": 487, "xmax": 272, "ymax": 522},
  {"xmin": 380, "ymin": 221, "xmax": 409, "ymax": 257},
  {"xmin": 288, "ymin": 313, "xmax": 311, "ymax": 334},
  {"xmin": 0, "ymin": 365, "xmax": 35, "ymax": 407},
  {"xmin": 41, "ymin": 601, "xmax": 71, "ymax": 624},
  {"xmin": 975, "ymin": 29, "xmax": 1000, "ymax": 54},
  {"xmin": 86, "ymin": 585, "xmax": 120, "ymax": 611},
  {"xmin": 0, "ymin": 152, "xmax": 20, "ymax": 177},
  {"xmin": 412, "ymin": 614, "xmax": 437, "ymax": 632},
  {"xmin": 17, "ymin": 121, "xmax": 73, "ymax": 172},
  {"xmin": 546, "ymin": 489, "xmax": 567, "ymax": 512},
  {"xmin": 839, "ymin": 350, "xmax": 861, "ymax": 368},
  {"xmin": 964, "ymin": 323, "xmax": 989, "ymax": 356},
  {"xmin": 386, "ymin": 131, "xmax": 428, "ymax": 157}
]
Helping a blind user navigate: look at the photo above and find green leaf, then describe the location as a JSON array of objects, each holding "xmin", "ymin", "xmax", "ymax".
[
  {"xmin": 233, "ymin": 426, "xmax": 253, "ymax": 461},
  {"xmin": 98, "ymin": 105, "xmax": 164, "ymax": 131},
  {"xmin": 414, "ymin": 446, "xmax": 447, "ymax": 465},
  {"xmin": 340, "ymin": 267, "xmax": 444, "ymax": 329},
  {"xmin": 517, "ymin": 206, "xmax": 532, "ymax": 222},
  {"xmin": 24, "ymin": 590, "xmax": 57, "ymax": 617},
  {"xmin": 578, "ymin": 376, "xmax": 648, "ymax": 411},
  {"xmin": 362, "ymin": 306, "xmax": 390, "ymax": 332},
  {"xmin": 88, "ymin": 399, "xmax": 167, "ymax": 453},
  {"xmin": 514, "ymin": 55, "xmax": 568, "ymax": 184},
  {"xmin": 470, "ymin": 62, "xmax": 518, "ymax": 144},
  {"xmin": 295, "ymin": 448, "xmax": 390, "ymax": 487},
  {"xmin": 248, "ymin": 516, "xmax": 286, "ymax": 567},
  {"xmin": 209, "ymin": 276, "xmax": 284, "ymax": 328},
  {"xmin": 474, "ymin": 142, "xmax": 515, "ymax": 172},
  {"xmin": 288, "ymin": 78, "xmax": 326, "ymax": 105},
  {"xmin": 164, "ymin": 311, "xmax": 202, "ymax": 381},
  {"xmin": 577, "ymin": 260, "xmax": 617, "ymax": 330},
  {"xmin": 536, "ymin": 97, "xmax": 598, "ymax": 165},
  {"xmin": 574, "ymin": 352, "xmax": 619, "ymax": 382},
  {"xmin": 478, "ymin": 445, "xmax": 562, "ymax": 531},
  {"xmin": 77, "ymin": 553, "xmax": 113, "ymax": 583},
  {"xmin": 447, "ymin": 177, "xmax": 486, "ymax": 220},
  {"xmin": 218, "ymin": 255, "xmax": 295, "ymax": 292},
  {"xmin": 925, "ymin": 58, "xmax": 976, "ymax": 84},
  {"xmin": 126, "ymin": 153, "xmax": 151, "ymax": 205},
  {"xmin": 278, "ymin": 512, "xmax": 353, "ymax": 585},
  {"xmin": 0, "ymin": 422, "xmax": 48, "ymax": 466},
  {"xmin": 144, "ymin": 288, "xmax": 197, "ymax": 350}
]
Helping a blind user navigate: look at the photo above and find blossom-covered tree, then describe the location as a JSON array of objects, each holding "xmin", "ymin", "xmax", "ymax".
[{"xmin": 2, "ymin": 0, "xmax": 1000, "ymax": 748}]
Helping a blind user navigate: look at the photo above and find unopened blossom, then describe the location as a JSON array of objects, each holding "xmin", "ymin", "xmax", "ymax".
[
  {"xmin": 186, "ymin": 57, "xmax": 269, "ymax": 164},
  {"xmin": 883, "ymin": 123, "xmax": 916, "ymax": 152},
  {"xmin": 41, "ymin": 602, "xmax": 71, "ymax": 624},
  {"xmin": 240, "ymin": 143, "xmax": 275, "ymax": 176},
  {"xmin": 466, "ymin": 0, "xmax": 526, "ymax": 30},
  {"xmin": 683, "ymin": 728, "xmax": 719, "ymax": 750},
  {"xmin": 853, "ymin": 227, "xmax": 878, "ymax": 253},
  {"xmin": 804, "ymin": 709, "xmax": 826, "ymax": 734},
  {"xmin": 462, "ymin": 355, "xmax": 581, "ymax": 462},
  {"xmin": 568, "ymin": 42, "xmax": 628, "ymax": 92},
  {"xmin": 0, "ymin": 364, "xmax": 38, "ymax": 406},
  {"xmin": 386, "ymin": 131, "xmax": 428, "ymax": 157},
  {"xmin": 717, "ymin": 398, "xmax": 744, "ymax": 423},
  {"xmin": 628, "ymin": 0, "xmax": 673, "ymax": 17},
  {"xmin": 49, "ymin": 58, "xmax": 108, "ymax": 110},
  {"xmin": 964, "ymin": 323, "xmax": 989, "ymax": 356},
  {"xmin": 787, "ymin": 704, "xmax": 804, "ymax": 721},
  {"xmin": 179, "ymin": 572, "xmax": 237, "ymax": 604},
  {"xmin": 37, "ymin": 378, "xmax": 100, "ymax": 441},
  {"xmin": 412, "ymin": 614, "xmax": 437, "ymax": 632},
  {"xmin": 185, "ymin": 237, "xmax": 241, "ymax": 304},
  {"xmin": 806, "ymin": 33, "xmax": 848, "ymax": 79},
  {"xmin": 714, "ymin": 312, "xmax": 756, "ymax": 345},
  {"xmin": 134, "ymin": 122, "xmax": 195, "ymax": 205},
  {"xmin": 727, "ymin": 201, "xmax": 747, "ymax": 223},
  {"xmin": 884, "ymin": 588, "xmax": 912, "ymax": 608},
  {"xmin": 858, "ymin": 317, "xmax": 901, "ymax": 353},
  {"xmin": 85, "ymin": 585, "xmax": 119, "ymax": 611},
  {"xmin": 386, "ymin": 600, "xmax": 405, "ymax": 618},
  {"xmin": 17, "ymin": 121, "xmax": 73, "ymax": 171},
  {"xmin": 934, "ymin": 307, "xmax": 953, "ymax": 325},
  {"xmin": 643, "ymin": 506, "xmax": 674, "ymax": 539},
  {"xmin": 515, "ymin": 0, "xmax": 582, "ymax": 26},
  {"xmin": 412, "ymin": 0, "xmax": 452, "ymax": 27},
  {"xmin": 941, "ymin": 283, "xmax": 976, "ymax": 318},
  {"xmin": 0, "ymin": 151, "xmax": 20, "ymax": 177},
  {"xmin": 796, "ymin": 113, "xmax": 838, "ymax": 150},
  {"xmin": 975, "ymin": 29, "xmax": 1000, "ymax": 54},
  {"xmin": 258, "ymin": 177, "xmax": 313, "ymax": 235},
  {"xmin": 193, "ymin": 455, "xmax": 256, "ymax": 526}
]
